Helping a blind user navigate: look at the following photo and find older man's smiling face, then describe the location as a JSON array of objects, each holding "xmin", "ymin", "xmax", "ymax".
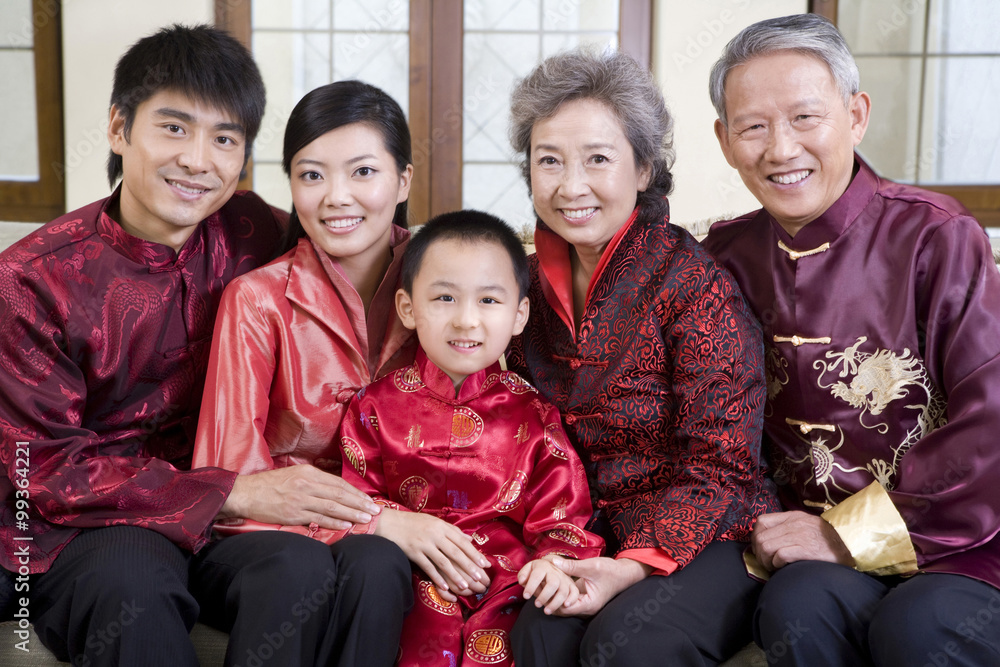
[{"xmin": 715, "ymin": 51, "xmax": 870, "ymax": 237}]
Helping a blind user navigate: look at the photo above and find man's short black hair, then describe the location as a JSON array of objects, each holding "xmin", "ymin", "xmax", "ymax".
[
  {"xmin": 402, "ymin": 210, "xmax": 530, "ymax": 300},
  {"xmin": 106, "ymin": 24, "xmax": 266, "ymax": 188}
]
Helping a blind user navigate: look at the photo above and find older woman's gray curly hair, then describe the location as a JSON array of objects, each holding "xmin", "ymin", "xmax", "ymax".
[{"xmin": 509, "ymin": 47, "xmax": 674, "ymax": 223}]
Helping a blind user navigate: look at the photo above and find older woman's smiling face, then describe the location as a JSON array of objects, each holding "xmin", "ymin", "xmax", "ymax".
[{"xmin": 530, "ymin": 98, "xmax": 651, "ymax": 258}]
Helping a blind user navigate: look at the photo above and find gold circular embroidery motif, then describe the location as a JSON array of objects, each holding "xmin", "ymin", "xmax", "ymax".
[
  {"xmin": 547, "ymin": 522, "xmax": 586, "ymax": 547},
  {"xmin": 494, "ymin": 471, "xmax": 527, "ymax": 512},
  {"xmin": 399, "ymin": 476, "xmax": 429, "ymax": 512},
  {"xmin": 393, "ymin": 365, "xmax": 423, "ymax": 392},
  {"xmin": 465, "ymin": 629, "xmax": 509, "ymax": 664},
  {"xmin": 501, "ymin": 372, "xmax": 534, "ymax": 394},
  {"xmin": 450, "ymin": 407, "xmax": 484, "ymax": 447},
  {"xmin": 340, "ymin": 437, "xmax": 365, "ymax": 477},
  {"xmin": 543, "ymin": 423, "xmax": 569, "ymax": 460},
  {"xmin": 417, "ymin": 580, "xmax": 458, "ymax": 615},
  {"xmin": 493, "ymin": 554, "xmax": 517, "ymax": 572}
]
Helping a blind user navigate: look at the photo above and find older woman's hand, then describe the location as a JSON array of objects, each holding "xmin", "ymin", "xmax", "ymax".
[
  {"xmin": 518, "ymin": 555, "xmax": 582, "ymax": 615},
  {"xmin": 548, "ymin": 556, "xmax": 653, "ymax": 617}
]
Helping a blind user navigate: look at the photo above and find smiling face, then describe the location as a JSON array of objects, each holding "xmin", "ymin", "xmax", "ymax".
[
  {"xmin": 715, "ymin": 51, "xmax": 870, "ymax": 236},
  {"xmin": 396, "ymin": 238, "xmax": 529, "ymax": 392},
  {"xmin": 108, "ymin": 89, "xmax": 247, "ymax": 250},
  {"xmin": 289, "ymin": 122, "xmax": 412, "ymax": 269},
  {"xmin": 529, "ymin": 98, "xmax": 652, "ymax": 260}
]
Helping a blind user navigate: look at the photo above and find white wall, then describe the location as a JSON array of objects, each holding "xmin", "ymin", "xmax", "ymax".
[
  {"xmin": 653, "ymin": 0, "xmax": 807, "ymax": 232},
  {"xmin": 61, "ymin": 0, "xmax": 213, "ymax": 212}
]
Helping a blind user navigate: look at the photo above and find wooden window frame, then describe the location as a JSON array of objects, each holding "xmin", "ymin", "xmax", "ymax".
[
  {"xmin": 216, "ymin": 0, "xmax": 652, "ymax": 223},
  {"xmin": 0, "ymin": 0, "xmax": 64, "ymax": 222},
  {"xmin": 810, "ymin": 0, "xmax": 1000, "ymax": 226}
]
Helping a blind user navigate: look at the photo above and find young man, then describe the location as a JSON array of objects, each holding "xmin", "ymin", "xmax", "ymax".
[
  {"xmin": 0, "ymin": 25, "xmax": 408, "ymax": 666},
  {"xmin": 703, "ymin": 14, "xmax": 1000, "ymax": 666},
  {"xmin": 337, "ymin": 211, "xmax": 603, "ymax": 666}
]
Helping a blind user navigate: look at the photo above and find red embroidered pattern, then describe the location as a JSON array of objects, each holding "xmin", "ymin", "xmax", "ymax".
[{"xmin": 512, "ymin": 211, "xmax": 779, "ymax": 566}]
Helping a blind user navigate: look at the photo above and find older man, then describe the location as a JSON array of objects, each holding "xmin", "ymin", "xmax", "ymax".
[{"xmin": 704, "ymin": 13, "xmax": 1000, "ymax": 667}]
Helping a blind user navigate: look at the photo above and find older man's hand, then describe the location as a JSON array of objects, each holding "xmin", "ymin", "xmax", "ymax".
[{"xmin": 751, "ymin": 511, "xmax": 855, "ymax": 572}]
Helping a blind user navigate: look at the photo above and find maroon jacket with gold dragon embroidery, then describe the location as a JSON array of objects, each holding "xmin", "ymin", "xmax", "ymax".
[{"xmin": 704, "ymin": 157, "xmax": 1000, "ymax": 587}]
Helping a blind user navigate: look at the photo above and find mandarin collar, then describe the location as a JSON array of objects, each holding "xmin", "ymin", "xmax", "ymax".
[
  {"xmin": 413, "ymin": 346, "xmax": 500, "ymax": 403},
  {"xmin": 768, "ymin": 154, "xmax": 878, "ymax": 249},
  {"xmin": 96, "ymin": 186, "xmax": 209, "ymax": 271},
  {"xmin": 533, "ymin": 205, "xmax": 644, "ymax": 337},
  {"xmin": 310, "ymin": 223, "xmax": 409, "ymax": 292}
]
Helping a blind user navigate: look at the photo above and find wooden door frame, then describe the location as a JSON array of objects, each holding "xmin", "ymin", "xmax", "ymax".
[
  {"xmin": 0, "ymin": 0, "xmax": 65, "ymax": 222},
  {"xmin": 809, "ymin": 0, "xmax": 999, "ymax": 226}
]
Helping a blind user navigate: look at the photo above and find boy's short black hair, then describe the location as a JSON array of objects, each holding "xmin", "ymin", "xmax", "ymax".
[
  {"xmin": 106, "ymin": 24, "xmax": 266, "ymax": 188},
  {"xmin": 402, "ymin": 210, "xmax": 530, "ymax": 300}
]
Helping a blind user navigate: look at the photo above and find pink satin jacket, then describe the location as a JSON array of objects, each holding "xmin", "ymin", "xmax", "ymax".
[{"xmin": 193, "ymin": 229, "xmax": 417, "ymax": 543}]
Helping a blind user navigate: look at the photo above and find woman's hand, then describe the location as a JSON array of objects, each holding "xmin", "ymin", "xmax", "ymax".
[
  {"xmin": 517, "ymin": 556, "xmax": 581, "ymax": 615},
  {"xmin": 549, "ymin": 556, "xmax": 652, "ymax": 617},
  {"xmin": 375, "ymin": 508, "xmax": 491, "ymax": 601},
  {"xmin": 220, "ymin": 464, "xmax": 380, "ymax": 530}
]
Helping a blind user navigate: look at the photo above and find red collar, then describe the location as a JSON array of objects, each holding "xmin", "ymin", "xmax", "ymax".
[
  {"xmin": 96, "ymin": 186, "xmax": 210, "ymax": 270},
  {"xmin": 413, "ymin": 346, "xmax": 501, "ymax": 402},
  {"xmin": 533, "ymin": 206, "xmax": 641, "ymax": 337}
]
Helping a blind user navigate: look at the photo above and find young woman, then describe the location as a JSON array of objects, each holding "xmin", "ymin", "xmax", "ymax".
[
  {"xmin": 192, "ymin": 81, "xmax": 417, "ymax": 666},
  {"xmin": 192, "ymin": 81, "xmax": 490, "ymax": 665}
]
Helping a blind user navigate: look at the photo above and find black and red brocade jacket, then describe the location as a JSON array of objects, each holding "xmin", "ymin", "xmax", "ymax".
[
  {"xmin": 510, "ymin": 206, "xmax": 779, "ymax": 570},
  {"xmin": 0, "ymin": 189, "xmax": 285, "ymax": 573}
]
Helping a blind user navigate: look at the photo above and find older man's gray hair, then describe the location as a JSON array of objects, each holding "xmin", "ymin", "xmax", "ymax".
[{"xmin": 709, "ymin": 13, "xmax": 860, "ymax": 126}]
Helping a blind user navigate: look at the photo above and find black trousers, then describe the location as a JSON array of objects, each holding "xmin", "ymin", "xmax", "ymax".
[
  {"xmin": 511, "ymin": 540, "xmax": 763, "ymax": 667},
  {"xmin": 29, "ymin": 526, "xmax": 411, "ymax": 667},
  {"xmin": 754, "ymin": 560, "xmax": 1000, "ymax": 667}
]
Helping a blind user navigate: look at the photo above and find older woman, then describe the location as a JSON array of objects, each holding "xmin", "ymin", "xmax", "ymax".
[{"xmin": 507, "ymin": 49, "xmax": 779, "ymax": 666}]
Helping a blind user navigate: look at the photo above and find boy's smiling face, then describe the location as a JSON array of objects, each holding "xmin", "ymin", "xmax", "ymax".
[{"xmin": 396, "ymin": 237, "xmax": 529, "ymax": 392}]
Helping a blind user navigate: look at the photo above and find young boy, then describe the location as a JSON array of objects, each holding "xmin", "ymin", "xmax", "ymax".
[{"xmin": 338, "ymin": 210, "xmax": 603, "ymax": 666}]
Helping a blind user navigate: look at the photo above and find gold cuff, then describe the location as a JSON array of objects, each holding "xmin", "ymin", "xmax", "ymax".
[
  {"xmin": 743, "ymin": 549, "xmax": 771, "ymax": 581},
  {"xmin": 822, "ymin": 482, "xmax": 918, "ymax": 576}
]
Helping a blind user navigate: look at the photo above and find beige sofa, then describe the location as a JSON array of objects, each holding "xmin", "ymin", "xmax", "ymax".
[
  {"xmin": 0, "ymin": 619, "xmax": 766, "ymax": 666},
  {"xmin": 0, "ymin": 622, "xmax": 228, "ymax": 666}
]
